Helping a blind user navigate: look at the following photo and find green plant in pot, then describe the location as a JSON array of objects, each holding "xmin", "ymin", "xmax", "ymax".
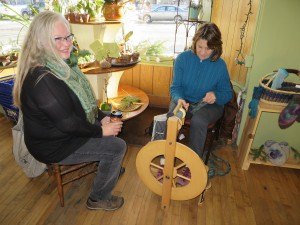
[
  {"xmin": 189, "ymin": 0, "xmax": 203, "ymax": 21},
  {"xmin": 66, "ymin": 5, "xmax": 79, "ymax": 22},
  {"xmin": 134, "ymin": 40, "xmax": 166, "ymax": 62},
  {"xmin": 76, "ymin": 0, "xmax": 103, "ymax": 22}
]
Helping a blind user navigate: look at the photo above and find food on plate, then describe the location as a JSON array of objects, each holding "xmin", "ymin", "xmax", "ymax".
[
  {"xmin": 100, "ymin": 59, "xmax": 111, "ymax": 69},
  {"xmin": 113, "ymin": 96, "xmax": 142, "ymax": 111},
  {"xmin": 76, "ymin": 49, "xmax": 95, "ymax": 68}
]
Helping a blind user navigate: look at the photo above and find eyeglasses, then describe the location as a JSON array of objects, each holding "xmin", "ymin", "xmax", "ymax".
[{"xmin": 53, "ymin": 33, "xmax": 74, "ymax": 43}]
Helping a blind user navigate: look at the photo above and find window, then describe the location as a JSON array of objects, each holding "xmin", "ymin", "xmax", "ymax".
[{"xmin": 0, "ymin": 0, "xmax": 213, "ymax": 57}]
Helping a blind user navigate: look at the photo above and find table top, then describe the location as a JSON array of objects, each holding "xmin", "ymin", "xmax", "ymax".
[
  {"xmin": 109, "ymin": 84, "xmax": 149, "ymax": 121},
  {"xmin": 81, "ymin": 61, "xmax": 137, "ymax": 75}
]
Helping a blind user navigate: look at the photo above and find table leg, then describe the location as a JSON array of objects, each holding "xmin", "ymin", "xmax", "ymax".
[{"xmin": 86, "ymin": 71, "xmax": 124, "ymax": 103}]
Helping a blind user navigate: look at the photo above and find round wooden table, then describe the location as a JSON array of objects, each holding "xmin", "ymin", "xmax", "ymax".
[
  {"xmin": 109, "ymin": 84, "xmax": 149, "ymax": 121},
  {"xmin": 81, "ymin": 61, "xmax": 136, "ymax": 75}
]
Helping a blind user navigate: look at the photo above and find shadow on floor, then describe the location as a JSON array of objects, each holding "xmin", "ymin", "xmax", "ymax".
[{"xmin": 119, "ymin": 106, "xmax": 167, "ymax": 146}]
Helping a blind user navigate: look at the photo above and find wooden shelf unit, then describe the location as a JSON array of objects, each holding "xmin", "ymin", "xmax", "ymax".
[{"xmin": 238, "ymin": 100, "xmax": 300, "ymax": 170}]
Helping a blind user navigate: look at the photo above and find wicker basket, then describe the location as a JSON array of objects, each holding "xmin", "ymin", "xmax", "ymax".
[{"xmin": 259, "ymin": 69, "xmax": 300, "ymax": 106}]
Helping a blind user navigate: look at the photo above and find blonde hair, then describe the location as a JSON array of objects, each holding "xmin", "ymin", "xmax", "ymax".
[{"xmin": 13, "ymin": 11, "xmax": 71, "ymax": 108}]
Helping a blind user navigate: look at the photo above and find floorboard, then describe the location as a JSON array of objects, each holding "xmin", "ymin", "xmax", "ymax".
[{"xmin": 0, "ymin": 108, "xmax": 299, "ymax": 225}]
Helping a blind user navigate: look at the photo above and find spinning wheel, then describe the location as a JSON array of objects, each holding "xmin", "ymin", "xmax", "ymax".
[
  {"xmin": 136, "ymin": 103, "xmax": 208, "ymax": 209},
  {"xmin": 136, "ymin": 140, "xmax": 207, "ymax": 200}
]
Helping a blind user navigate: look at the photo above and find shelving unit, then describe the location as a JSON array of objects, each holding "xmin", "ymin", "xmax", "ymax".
[
  {"xmin": 173, "ymin": 0, "xmax": 205, "ymax": 55},
  {"xmin": 238, "ymin": 100, "xmax": 300, "ymax": 170}
]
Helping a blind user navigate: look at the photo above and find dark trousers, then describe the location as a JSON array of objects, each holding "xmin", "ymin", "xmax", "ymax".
[
  {"xmin": 169, "ymin": 100, "xmax": 223, "ymax": 158},
  {"xmin": 58, "ymin": 136, "xmax": 127, "ymax": 201}
]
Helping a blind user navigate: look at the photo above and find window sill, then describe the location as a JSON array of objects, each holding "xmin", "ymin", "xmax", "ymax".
[{"xmin": 139, "ymin": 56, "xmax": 174, "ymax": 67}]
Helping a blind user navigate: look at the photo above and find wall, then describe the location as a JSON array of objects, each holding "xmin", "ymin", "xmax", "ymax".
[
  {"xmin": 120, "ymin": 64, "xmax": 173, "ymax": 108},
  {"xmin": 211, "ymin": 0, "xmax": 259, "ymax": 85},
  {"xmin": 238, "ymin": 0, "xmax": 300, "ymax": 149}
]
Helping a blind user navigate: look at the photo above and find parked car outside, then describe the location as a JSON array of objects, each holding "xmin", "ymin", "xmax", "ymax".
[
  {"xmin": 138, "ymin": 5, "xmax": 188, "ymax": 23},
  {"xmin": 20, "ymin": 1, "xmax": 45, "ymax": 19}
]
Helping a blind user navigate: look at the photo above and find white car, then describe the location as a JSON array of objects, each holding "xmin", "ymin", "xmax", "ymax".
[
  {"xmin": 0, "ymin": 2, "xmax": 27, "ymax": 19},
  {"xmin": 138, "ymin": 5, "xmax": 188, "ymax": 23}
]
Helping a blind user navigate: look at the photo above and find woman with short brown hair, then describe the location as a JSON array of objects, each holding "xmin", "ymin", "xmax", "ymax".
[{"xmin": 170, "ymin": 22, "xmax": 232, "ymax": 158}]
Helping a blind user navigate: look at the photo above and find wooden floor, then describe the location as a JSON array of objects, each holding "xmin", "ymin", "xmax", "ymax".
[{"xmin": 0, "ymin": 117, "xmax": 299, "ymax": 225}]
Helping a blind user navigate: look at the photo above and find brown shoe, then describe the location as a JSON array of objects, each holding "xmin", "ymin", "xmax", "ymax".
[{"xmin": 86, "ymin": 195, "xmax": 124, "ymax": 211}]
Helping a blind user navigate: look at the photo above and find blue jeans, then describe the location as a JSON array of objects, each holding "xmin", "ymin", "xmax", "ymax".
[
  {"xmin": 58, "ymin": 136, "xmax": 127, "ymax": 201},
  {"xmin": 169, "ymin": 100, "xmax": 223, "ymax": 158}
]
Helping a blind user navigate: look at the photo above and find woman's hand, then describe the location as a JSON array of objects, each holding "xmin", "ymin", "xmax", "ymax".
[
  {"xmin": 203, "ymin": 91, "xmax": 216, "ymax": 104},
  {"xmin": 102, "ymin": 121, "xmax": 123, "ymax": 136},
  {"xmin": 178, "ymin": 98, "xmax": 189, "ymax": 110},
  {"xmin": 101, "ymin": 116, "xmax": 110, "ymax": 125}
]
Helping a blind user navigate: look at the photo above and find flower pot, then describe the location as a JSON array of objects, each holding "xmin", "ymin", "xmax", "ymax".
[
  {"xmin": 102, "ymin": 2, "xmax": 124, "ymax": 21},
  {"xmin": 64, "ymin": 14, "xmax": 69, "ymax": 21},
  {"xmin": 189, "ymin": 8, "xmax": 200, "ymax": 20},
  {"xmin": 68, "ymin": 12, "xmax": 76, "ymax": 23},
  {"xmin": 74, "ymin": 13, "xmax": 81, "ymax": 23},
  {"xmin": 100, "ymin": 102, "xmax": 112, "ymax": 115},
  {"xmin": 81, "ymin": 13, "xmax": 90, "ymax": 23}
]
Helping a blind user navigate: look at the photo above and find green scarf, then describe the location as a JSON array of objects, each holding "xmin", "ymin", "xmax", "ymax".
[{"xmin": 46, "ymin": 60, "xmax": 97, "ymax": 124}]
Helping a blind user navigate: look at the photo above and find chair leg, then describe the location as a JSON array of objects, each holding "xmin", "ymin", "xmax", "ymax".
[
  {"xmin": 53, "ymin": 164, "xmax": 64, "ymax": 207},
  {"xmin": 46, "ymin": 164, "xmax": 53, "ymax": 176}
]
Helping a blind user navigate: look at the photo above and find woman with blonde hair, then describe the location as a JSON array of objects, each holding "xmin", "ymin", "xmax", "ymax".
[
  {"xmin": 13, "ymin": 11, "xmax": 126, "ymax": 211},
  {"xmin": 169, "ymin": 22, "xmax": 232, "ymax": 158}
]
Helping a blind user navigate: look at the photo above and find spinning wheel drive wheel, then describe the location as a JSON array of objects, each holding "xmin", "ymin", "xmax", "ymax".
[{"xmin": 136, "ymin": 140, "xmax": 207, "ymax": 200}]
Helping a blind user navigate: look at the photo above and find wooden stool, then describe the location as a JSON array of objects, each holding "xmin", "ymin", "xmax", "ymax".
[{"xmin": 47, "ymin": 162, "xmax": 98, "ymax": 207}]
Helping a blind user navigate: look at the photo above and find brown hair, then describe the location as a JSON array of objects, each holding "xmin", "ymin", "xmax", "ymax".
[{"xmin": 191, "ymin": 23, "xmax": 223, "ymax": 61}]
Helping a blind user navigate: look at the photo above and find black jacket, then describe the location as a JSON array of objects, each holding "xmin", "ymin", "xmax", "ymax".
[{"xmin": 21, "ymin": 66, "xmax": 105, "ymax": 163}]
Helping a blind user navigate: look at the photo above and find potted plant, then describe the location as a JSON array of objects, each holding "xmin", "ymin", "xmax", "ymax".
[
  {"xmin": 134, "ymin": 40, "xmax": 166, "ymax": 62},
  {"xmin": 189, "ymin": 0, "xmax": 203, "ymax": 21},
  {"xmin": 102, "ymin": 0, "xmax": 131, "ymax": 21},
  {"xmin": 65, "ymin": 5, "xmax": 78, "ymax": 22},
  {"xmin": 76, "ymin": 0, "xmax": 103, "ymax": 22}
]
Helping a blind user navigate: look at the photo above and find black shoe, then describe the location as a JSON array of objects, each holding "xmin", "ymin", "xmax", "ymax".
[{"xmin": 86, "ymin": 195, "xmax": 124, "ymax": 211}]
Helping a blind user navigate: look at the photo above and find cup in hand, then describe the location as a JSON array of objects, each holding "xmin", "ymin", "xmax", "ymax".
[{"xmin": 110, "ymin": 110, "xmax": 123, "ymax": 123}]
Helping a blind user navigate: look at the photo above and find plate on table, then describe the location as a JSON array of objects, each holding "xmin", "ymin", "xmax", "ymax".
[
  {"xmin": 78, "ymin": 61, "xmax": 96, "ymax": 69},
  {"xmin": 111, "ymin": 59, "xmax": 140, "ymax": 67},
  {"xmin": 111, "ymin": 99, "xmax": 144, "ymax": 112}
]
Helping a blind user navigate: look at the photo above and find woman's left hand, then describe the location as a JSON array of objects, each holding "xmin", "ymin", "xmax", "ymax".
[
  {"xmin": 203, "ymin": 91, "xmax": 216, "ymax": 104},
  {"xmin": 101, "ymin": 116, "xmax": 110, "ymax": 125}
]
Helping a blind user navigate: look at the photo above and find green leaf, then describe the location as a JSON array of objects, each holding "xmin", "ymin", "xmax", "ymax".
[{"xmin": 124, "ymin": 31, "xmax": 133, "ymax": 43}]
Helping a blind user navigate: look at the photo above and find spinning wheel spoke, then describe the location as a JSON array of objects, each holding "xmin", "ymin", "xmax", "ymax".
[
  {"xmin": 174, "ymin": 162, "xmax": 186, "ymax": 170},
  {"xmin": 176, "ymin": 173, "xmax": 191, "ymax": 181},
  {"xmin": 150, "ymin": 162, "xmax": 163, "ymax": 170},
  {"xmin": 156, "ymin": 175, "xmax": 163, "ymax": 181}
]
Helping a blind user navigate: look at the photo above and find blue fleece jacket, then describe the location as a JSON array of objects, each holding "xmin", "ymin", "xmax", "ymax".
[{"xmin": 170, "ymin": 50, "xmax": 232, "ymax": 105}]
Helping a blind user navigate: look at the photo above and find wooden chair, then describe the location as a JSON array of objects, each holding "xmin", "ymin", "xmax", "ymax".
[{"xmin": 47, "ymin": 162, "xmax": 98, "ymax": 207}]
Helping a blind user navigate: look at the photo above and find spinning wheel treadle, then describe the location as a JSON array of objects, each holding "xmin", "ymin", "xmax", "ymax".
[{"xmin": 136, "ymin": 140, "xmax": 207, "ymax": 200}]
